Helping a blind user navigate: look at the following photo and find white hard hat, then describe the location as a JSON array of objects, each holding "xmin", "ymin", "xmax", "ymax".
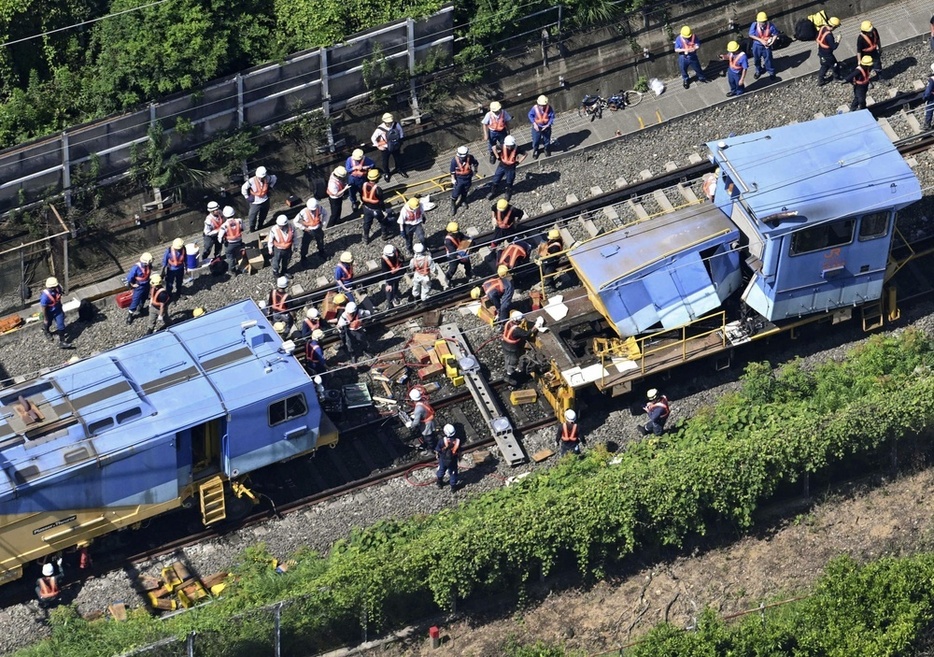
[
  {"xmin": 340, "ymin": 251, "xmax": 354, "ymax": 263},
  {"xmin": 382, "ymin": 112, "xmax": 394, "ymax": 123},
  {"xmin": 413, "ymin": 242, "xmax": 425, "ymax": 254},
  {"xmin": 456, "ymin": 146, "xmax": 469, "ymax": 156},
  {"xmin": 172, "ymin": 237, "xmax": 185, "ymax": 250},
  {"xmin": 352, "ymin": 148, "xmax": 364, "ymax": 160},
  {"xmin": 504, "ymin": 135, "xmax": 516, "ymax": 146},
  {"xmin": 409, "ymin": 388, "xmax": 422, "ymax": 401},
  {"xmin": 223, "ymin": 206, "xmax": 236, "ymax": 218},
  {"xmin": 564, "ymin": 409, "xmax": 576, "ymax": 422},
  {"xmin": 305, "ymin": 307, "xmax": 319, "ymax": 319},
  {"xmin": 306, "ymin": 198, "xmax": 318, "ymax": 210},
  {"xmin": 207, "ymin": 201, "xmax": 219, "ymax": 211},
  {"xmin": 383, "ymin": 244, "xmax": 395, "ymax": 256},
  {"xmin": 256, "ymin": 166, "xmax": 267, "ymax": 177},
  {"xmin": 46, "ymin": 277, "xmax": 58, "ymax": 288},
  {"xmin": 140, "ymin": 252, "xmax": 153, "ymax": 264},
  {"xmin": 42, "ymin": 563, "xmax": 54, "ymax": 577},
  {"xmin": 273, "ymin": 321, "xmax": 287, "ymax": 334},
  {"xmin": 276, "ymin": 214, "xmax": 288, "ymax": 226},
  {"xmin": 509, "ymin": 310, "xmax": 523, "ymax": 321},
  {"xmin": 311, "ymin": 329, "xmax": 324, "ymax": 340},
  {"xmin": 345, "ymin": 301, "xmax": 357, "ymax": 313},
  {"xmin": 647, "ymin": 388, "xmax": 658, "ymax": 400},
  {"xmin": 443, "ymin": 424, "xmax": 456, "ymax": 437},
  {"xmin": 537, "ymin": 95, "xmax": 549, "ymax": 105},
  {"xmin": 276, "ymin": 276, "xmax": 288, "ymax": 288}
]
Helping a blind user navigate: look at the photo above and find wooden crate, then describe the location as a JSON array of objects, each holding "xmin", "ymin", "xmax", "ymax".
[{"xmin": 510, "ymin": 389, "xmax": 538, "ymax": 405}]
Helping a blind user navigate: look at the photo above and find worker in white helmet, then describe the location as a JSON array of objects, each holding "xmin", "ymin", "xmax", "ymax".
[
  {"xmin": 293, "ymin": 197, "xmax": 329, "ymax": 262},
  {"xmin": 201, "ymin": 200, "xmax": 224, "ymax": 261},
  {"xmin": 381, "ymin": 244, "xmax": 405, "ymax": 310},
  {"xmin": 306, "ymin": 328, "xmax": 327, "ymax": 375},
  {"xmin": 162, "ymin": 237, "xmax": 187, "ymax": 297},
  {"xmin": 640, "ymin": 389, "xmax": 671, "ymax": 436},
  {"xmin": 528, "ymin": 94, "xmax": 555, "ymax": 159},
  {"xmin": 481, "ymin": 100, "xmax": 512, "ymax": 163},
  {"xmin": 370, "ymin": 113, "xmax": 408, "ymax": 182},
  {"xmin": 345, "ymin": 148, "xmax": 376, "ymax": 211},
  {"xmin": 406, "ymin": 388, "xmax": 437, "ymax": 451},
  {"xmin": 267, "ymin": 215, "xmax": 295, "ymax": 279},
  {"xmin": 436, "ymin": 423, "xmax": 462, "ymax": 491},
  {"xmin": 267, "ymin": 276, "xmax": 294, "ymax": 333},
  {"xmin": 219, "ymin": 206, "xmax": 244, "ymax": 275},
  {"xmin": 35, "ymin": 561, "xmax": 64, "ymax": 608},
  {"xmin": 488, "ymin": 135, "xmax": 527, "ymax": 201},
  {"xmin": 39, "ymin": 276, "xmax": 73, "ymax": 349},
  {"xmin": 300, "ymin": 306, "xmax": 321, "ymax": 338},
  {"xmin": 125, "ymin": 252, "xmax": 154, "ymax": 325},
  {"xmin": 241, "ymin": 165, "xmax": 277, "ymax": 232},
  {"xmin": 336, "ymin": 300, "xmax": 372, "ymax": 363},
  {"xmin": 409, "ymin": 242, "xmax": 443, "ymax": 302},
  {"xmin": 501, "ymin": 309, "xmax": 545, "ymax": 386},
  {"xmin": 556, "ymin": 408, "xmax": 584, "ymax": 456}
]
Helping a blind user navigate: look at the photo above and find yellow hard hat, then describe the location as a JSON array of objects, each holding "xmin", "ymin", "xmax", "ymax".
[
  {"xmin": 537, "ymin": 95, "xmax": 548, "ymax": 105},
  {"xmin": 680, "ymin": 26, "xmax": 692, "ymax": 37},
  {"xmin": 333, "ymin": 293, "xmax": 347, "ymax": 305},
  {"xmin": 756, "ymin": 11, "xmax": 767, "ymax": 22},
  {"xmin": 727, "ymin": 41, "xmax": 740, "ymax": 53},
  {"xmin": 367, "ymin": 168, "xmax": 380, "ymax": 181},
  {"xmin": 334, "ymin": 166, "xmax": 347, "ymax": 177},
  {"xmin": 407, "ymin": 197, "xmax": 420, "ymax": 209},
  {"xmin": 273, "ymin": 321, "xmax": 287, "ymax": 335},
  {"xmin": 547, "ymin": 229, "xmax": 560, "ymax": 240},
  {"xmin": 150, "ymin": 273, "xmax": 163, "ymax": 286},
  {"xmin": 470, "ymin": 287, "xmax": 481, "ymax": 300},
  {"xmin": 447, "ymin": 221, "xmax": 459, "ymax": 233},
  {"xmin": 496, "ymin": 199, "xmax": 509, "ymax": 211},
  {"xmin": 172, "ymin": 238, "xmax": 184, "ymax": 250},
  {"xmin": 352, "ymin": 148, "xmax": 364, "ymax": 160},
  {"xmin": 46, "ymin": 277, "xmax": 58, "ymax": 288},
  {"xmin": 311, "ymin": 329, "xmax": 324, "ymax": 340},
  {"xmin": 497, "ymin": 264, "xmax": 509, "ymax": 277},
  {"xmin": 828, "ymin": 16, "xmax": 840, "ymax": 27},
  {"xmin": 140, "ymin": 252, "xmax": 153, "ymax": 264},
  {"xmin": 861, "ymin": 20, "xmax": 872, "ymax": 32},
  {"xmin": 490, "ymin": 101, "xmax": 502, "ymax": 112},
  {"xmin": 340, "ymin": 251, "xmax": 353, "ymax": 263},
  {"xmin": 860, "ymin": 55, "xmax": 874, "ymax": 66},
  {"xmin": 193, "ymin": 307, "xmax": 206, "ymax": 318}
]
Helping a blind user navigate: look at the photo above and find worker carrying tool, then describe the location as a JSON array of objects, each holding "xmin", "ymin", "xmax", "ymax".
[{"xmin": 501, "ymin": 310, "xmax": 546, "ymax": 386}]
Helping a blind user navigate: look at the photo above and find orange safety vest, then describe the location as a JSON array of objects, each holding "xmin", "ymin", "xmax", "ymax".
[
  {"xmin": 702, "ymin": 175, "xmax": 717, "ymax": 199},
  {"xmin": 754, "ymin": 24, "xmax": 770, "ymax": 42},
  {"xmin": 150, "ymin": 286, "xmax": 169, "ymax": 310},
  {"xmin": 647, "ymin": 397, "xmax": 670, "ymax": 419},
  {"xmin": 502, "ymin": 321, "xmax": 522, "ymax": 345},
  {"xmin": 500, "ymin": 146, "xmax": 518, "ymax": 166},
  {"xmin": 271, "ymin": 225, "xmax": 294, "ymax": 249},
  {"xmin": 441, "ymin": 435, "xmax": 460, "ymax": 454},
  {"xmin": 298, "ymin": 207, "xmax": 323, "ymax": 229},
  {"xmin": 41, "ymin": 287, "xmax": 62, "ymax": 306},
  {"xmin": 498, "ymin": 243, "xmax": 527, "ymax": 268},
  {"xmin": 271, "ymin": 289, "xmax": 289, "ymax": 313},
  {"xmin": 206, "ymin": 212, "xmax": 223, "ymax": 231},
  {"xmin": 533, "ymin": 105, "xmax": 552, "ymax": 126},
  {"xmin": 134, "ymin": 264, "xmax": 151, "ymax": 284},
  {"xmin": 362, "ymin": 181, "xmax": 381, "ymax": 205},
  {"xmin": 37, "ymin": 576, "xmax": 59, "ymax": 600},
  {"xmin": 414, "ymin": 400, "xmax": 435, "ymax": 422},
  {"xmin": 401, "ymin": 206, "xmax": 423, "ymax": 225},
  {"xmin": 412, "ymin": 255, "xmax": 431, "ymax": 275},
  {"xmin": 249, "ymin": 176, "xmax": 269, "ymax": 199},
  {"xmin": 343, "ymin": 310, "xmax": 363, "ymax": 331},
  {"xmin": 488, "ymin": 112, "xmax": 506, "ymax": 132},
  {"xmin": 545, "ymin": 239, "xmax": 563, "ymax": 256},
  {"xmin": 336, "ymin": 262, "xmax": 353, "ymax": 282},
  {"xmin": 561, "ymin": 421, "xmax": 579, "ymax": 442},
  {"xmin": 853, "ymin": 66, "xmax": 871, "ymax": 86},
  {"xmin": 483, "ymin": 277, "xmax": 505, "ymax": 296},
  {"xmin": 306, "ymin": 339, "xmax": 324, "ymax": 364},
  {"xmin": 680, "ymin": 34, "xmax": 697, "ymax": 51},
  {"xmin": 304, "ymin": 316, "xmax": 320, "ymax": 332},
  {"xmin": 383, "ymin": 254, "xmax": 402, "ymax": 272},
  {"xmin": 327, "ymin": 175, "xmax": 347, "ymax": 198},
  {"xmin": 817, "ymin": 26, "xmax": 833, "ymax": 50},
  {"xmin": 494, "ymin": 207, "xmax": 514, "ymax": 229},
  {"xmin": 167, "ymin": 247, "xmax": 185, "ymax": 268},
  {"xmin": 225, "ymin": 219, "xmax": 242, "ymax": 241},
  {"xmin": 729, "ymin": 52, "xmax": 744, "ymax": 71},
  {"xmin": 859, "ymin": 30, "xmax": 879, "ymax": 53},
  {"xmin": 453, "ymin": 156, "xmax": 472, "ymax": 177},
  {"xmin": 350, "ymin": 159, "xmax": 369, "ymax": 178}
]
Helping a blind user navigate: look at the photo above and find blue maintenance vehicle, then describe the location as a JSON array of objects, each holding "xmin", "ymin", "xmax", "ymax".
[{"xmin": 0, "ymin": 299, "xmax": 337, "ymax": 586}]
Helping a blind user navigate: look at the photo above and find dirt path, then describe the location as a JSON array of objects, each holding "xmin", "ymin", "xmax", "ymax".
[{"xmin": 369, "ymin": 466, "xmax": 934, "ymax": 656}]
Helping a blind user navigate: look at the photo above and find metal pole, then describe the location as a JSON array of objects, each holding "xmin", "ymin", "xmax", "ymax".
[
  {"xmin": 274, "ymin": 602, "xmax": 282, "ymax": 657},
  {"xmin": 149, "ymin": 102, "xmax": 156, "ymax": 127},
  {"xmin": 237, "ymin": 73, "xmax": 244, "ymax": 128},
  {"xmin": 407, "ymin": 18, "xmax": 421, "ymax": 124},
  {"xmin": 321, "ymin": 49, "xmax": 335, "ymax": 153},
  {"xmin": 187, "ymin": 632, "xmax": 195, "ymax": 657},
  {"xmin": 62, "ymin": 131, "xmax": 72, "ymax": 211},
  {"xmin": 63, "ymin": 233, "xmax": 69, "ymax": 294}
]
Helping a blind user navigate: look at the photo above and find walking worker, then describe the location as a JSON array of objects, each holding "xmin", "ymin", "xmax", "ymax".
[
  {"xmin": 488, "ymin": 135, "xmax": 526, "ymax": 201},
  {"xmin": 361, "ymin": 168, "xmax": 387, "ymax": 243},
  {"xmin": 540, "ymin": 228, "xmax": 565, "ymax": 289},
  {"xmin": 639, "ymin": 388, "xmax": 670, "ymax": 436},
  {"xmin": 147, "ymin": 274, "xmax": 171, "ymax": 334},
  {"xmin": 406, "ymin": 388, "xmax": 436, "ymax": 451},
  {"xmin": 923, "ymin": 64, "xmax": 934, "ymax": 130},
  {"xmin": 327, "ymin": 166, "xmax": 349, "ymax": 227},
  {"xmin": 498, "ymin": 238, "xmax": 531, "ymax": 270},
  {"xmin": 481, "ymin": 101, "xmax": 512, "ymax": 163},
  {"xmin": 300, "ymin": 306, "xmax": 321, "ymax": 338},
  {"xmin": 501, "ymin": 310, "xmax": 544, "ymax": 386},
  {"xmin": 294, "ymin": 197, "xmax": 328, "ymax": 263},
  {"xmin": 35, "ymin": 562, "xmax": 63, "ymax": 609},
  {"xmin": 40, "ymin": 277, "xmax": 73, "ymax": 349},
  {"xmin": 241, "ymin": 166, "xmax": 277, "ymax": 232},
  {"xmin": 219, "ymin": 206, "xmax": 244, "ymax": 275},
  {"xmin": 335, "ymin": 251, "xmax": 356, "ymax": 301},
  {"xmin": 449, "ymin": 145, "xmax": 479, "ymax": 216},
  {"xmin": 845, "ymin": 56, "xmax": 874, "ymax": 112},
  {"xmin": 491, "ymin": 198, "xmax": 523, "ymax": 247},
  {"xmin": 748, "ymin": 12, "xmax": 779, "ymax": 81},
  {"xmin": 816, "ymin": 17, "xmax": 842, "ymax": 86},
  {"xmin": 267, "ymin": 276, "xmax": 293, "ymax": 333},
  {"xmin": 444, "ymin": 222, "xmax": 472, "ymax": 283},
  {"xmin": 528, "ymin": 95, "xmax": 555, "ymax": 159},
  {"xmin": 409, "ymin": 242, "xmax": 442, "ymax": 302},
  {"xmin": 162, "ymin": 238, "xmax": 187, "ymax": 297},
  {"xmin": 337, "ymin": 300, "xmax": 372, "ymax": 363},
  {"xmin": 305, "ymin": 329, "xmax": 327, "ymax": 375},
  {"xmin": 201, "ymin": 201, "xmax": 224, "ymax": 261},
  {"xmin": 471, "ymin": 264, "xmax": 514, "ymax": 322},
  {"xmin": 381, "ymin": 243, "xmax": 405, "ymax": 309},
  {"xmin": 723, "ymin": 41, "xmax": 748, "ymax": 97},
  {"xmin": 370, "ymin": 113, "xmax": 407, "ymax": 182},
  {"xmin": 674, "ymin": 26, "xmax": 707, "ymax": 88},
  {"xmin": 125, "ymin": 252, "xmax": 153, "ymax": 325},
  {"xmin": 266, "ymin": 214, "xmax": 295, "ymax": 279},
  {"xmin": 856, "ymin": 20, "xmax": 882, "ymax": 75},
  {"xmin": 436, "ymin": 424, "xmax": 461, "ymax": 491},
  {"xmin": 398, "ymin": 197, "xmax": 426, "ymax": 254},
  {"xmin": 556, "ymin": 408, "xmax": 584, "ymax": 456},
  {"xmin": 345, "ymin": 148, "xmax": 376, "ymax": 211}
]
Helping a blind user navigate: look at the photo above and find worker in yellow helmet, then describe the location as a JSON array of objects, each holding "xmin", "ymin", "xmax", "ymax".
[
  {"xmin": 444, "ymin": 221, "xmax": 473, "ymax": 283},
  {"xmin": 723, "ymin": 41, "xmax": 748, "ymax": 98},
  {"xmin": 856, "ymin": 20, "xmax": 882, "ymax": 76},
  {"xmin": 749, "ymin": 11, "xmax": 780, "ymax": 82},
  {"xmin": 398, "ymin": 196, "xmax": 426, "ymax": 254},
  {"xmin": 674, "ymin": 25, "xmax": 708, "ymax": 89},
  {"xmin": 816, "ymin": 17, "xmax": 842, "ymax": 86},
  {"xmin": 540, "ymin": 227, "xmax": 566, "ymax": 290},
  {"xmin": 844, "ymin": 56, "xmax": 875, "ymax": 112},
  {"xmin": 491, "ymin": 198, "xmax": 524, "ymax": 249}
]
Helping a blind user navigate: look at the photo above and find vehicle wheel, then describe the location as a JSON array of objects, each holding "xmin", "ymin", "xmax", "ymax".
[{"xmin": 624, "ymin": 90, "xmax": 643, "ymax": 107}]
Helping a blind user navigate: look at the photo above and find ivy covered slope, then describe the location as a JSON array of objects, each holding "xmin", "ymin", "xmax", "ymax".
[{"xmin": 17, "ymin": 329, "xmax": 934, "ymax": 656}]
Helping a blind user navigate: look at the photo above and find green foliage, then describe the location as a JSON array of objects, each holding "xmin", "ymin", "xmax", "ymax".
[
  {"xmin": 633, "ymin": 75, "xmax": 649, "ymax": 93},
  {"xmin": 279, "ymin": 107, "xmax": 331, "ymax": 166},
  {"xmin": 196, "ymin": 128, "xmax": 258, "ymax": 179}
]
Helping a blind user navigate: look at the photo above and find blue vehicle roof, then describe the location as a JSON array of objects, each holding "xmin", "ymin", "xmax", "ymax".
[
  {"xmin": 0, "ymin": 300, "xmax": 308, "ymax": 500},
  {"xmin": 708, "ymin": 111, "xmax": 922, "ymax": 237}
]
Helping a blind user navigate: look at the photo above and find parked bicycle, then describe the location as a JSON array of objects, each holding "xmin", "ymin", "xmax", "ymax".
[{"xmin": 578, "ymin": 89, "xmax": 644, "ymax": 120}]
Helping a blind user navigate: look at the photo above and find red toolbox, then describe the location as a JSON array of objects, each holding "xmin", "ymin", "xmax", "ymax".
[{"xmin": 116, "ymin": 290, "xmax": 134, "ymax": 309}]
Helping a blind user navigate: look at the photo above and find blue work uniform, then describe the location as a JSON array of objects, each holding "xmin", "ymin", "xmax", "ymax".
[
  {"xmin": 528, "ymin": 103, "xmax": 555, "ymax": 156},
  {"xmin": 334, "ymin": 262, "xmax": 355, "ymax": 302},
  {"xmin": 345, "ymin": 155, "xmax": 376, "ymax": 206},
  {"xmin": 162, "ymin": 245, "xmax": 187, "ymax": 296},
  {"xmin": 923, "ymin": 75, "xmax": 934, "ymax": 127},
  {"xmin": 749, "ymin": 21, "xmax": 779, "ymax": 77},
  {"xmin": 305, "ymin": 339, "xmax": 327, "ymax": 375},
  {"xmin": 450, "ymin": 153, "xmax": 478, "ymax": 209},
  {"xmin": 39, "ymin": 286, "xmax": 66, "ymax": 334},
  {"xmin": 126, "ymin": 262, "xmax": 151, "ymax": 314},
  {"xmin": 727, "ymin": 51, "xmax": 748, "ymax": 96},
  {"xmin": 816, "ymin": 25, "xmax": 840, "ymax": 84},
  {"xmin": 674, "ymin": 33, "xmax": 707, "ymax": 84},
  {"xmin": 436, "ymin": 434, "xmax": 461, "ymax": 490}
]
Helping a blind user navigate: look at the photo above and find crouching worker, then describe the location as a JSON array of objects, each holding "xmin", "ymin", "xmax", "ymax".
[
  {"xmin": 557, "ymin": 408, "xmax": 585, "ymax": 455},
  {"xmin": 36, "ymin": 561, "xmax": 63, "ymax": 609},
  {"xmin": 148, "ymin": 274, "xmax": 171, "ymax": 334},
  {"xmin": 639, "ymin": 388, "xmax": 670, "ymax": 435},
  {"xmin": 436, "ymin": 424, "xmax": 461, "ymax": 491},
  {"xmin": 502, "ymin": 310, "xmax": 545, "ymax": 386}
]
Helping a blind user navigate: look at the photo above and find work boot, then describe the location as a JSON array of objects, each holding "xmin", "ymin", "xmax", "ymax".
[
  {"xmin": 925, "ymin": 121, "xmax": 932, "ymax": 131},
  {"xmin": 126, "ymin": 312, "xmax": 134, "ymax": 325},
  {"xmin": 450, "ymin": 201, "xmax": 457, "ymax": 216},
  {"xmin": 42, "ymin": 326, "xmax": 53, "ymax": 340},
  {"xmin": 436, "ymin": 477, "xmax": 444, "ymax": 489},
  {"xmin": 489, "ymin": 151, "xmax": 496, "ymax": 164},
  {"xmin": 59, "ymin": 336, "xmax": 74, "ymax": 349}
]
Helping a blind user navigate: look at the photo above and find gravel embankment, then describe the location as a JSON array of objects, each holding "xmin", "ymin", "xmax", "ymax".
[{"xmin": 2, "ymin": 37, "xmax": 934, "ymax": 655}]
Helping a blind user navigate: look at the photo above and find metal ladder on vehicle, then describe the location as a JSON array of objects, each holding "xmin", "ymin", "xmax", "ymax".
[{"xmin": 199, "ymin": 476, "xmax": 227, "ymax": 525}]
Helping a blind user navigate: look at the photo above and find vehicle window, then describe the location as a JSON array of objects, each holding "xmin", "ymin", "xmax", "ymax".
[
  {"xmin": 268, "ymin": 394, "xmax": 308, "ymax": 426},
  {"xmin": 858, "ymin": 212, "xmax": 888, "ymax": 241},
  {"xmin": 790, "ymin": 219, "xmax": 854, "ymax": 255}
]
